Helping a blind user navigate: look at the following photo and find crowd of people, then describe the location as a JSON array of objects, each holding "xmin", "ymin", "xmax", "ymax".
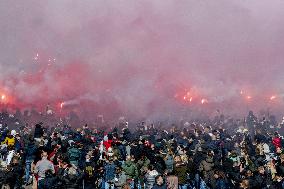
[{"xmin": 1, "ymin": 110, "xmax": 284, "ymax": 189}]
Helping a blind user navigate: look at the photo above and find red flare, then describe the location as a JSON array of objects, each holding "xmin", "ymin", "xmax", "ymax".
[
  {"xmin": 270, "ymin": 95, "xmax": 276, "ymax": 100},
  {"xmin": 60, "ymin": 102, "xmax": 65, "ymax": 109},
  {"xmin": 201, "ymin": 98, "xmax": 208, "ymax": 104}
]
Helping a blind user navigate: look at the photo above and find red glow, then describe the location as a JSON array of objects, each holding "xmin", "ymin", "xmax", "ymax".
[
  {"xmin": 270, "ymin": 95, "xmax": 276, "ymax": 100},
  {"xmin": 183, "ymin": 91, "xmax": 193, "ymax": 102},
  {"xmin": 201, "ymin": 98, "xmax": 208, "ymax": 104},
  {"xmin": 60, "ymin": 102, "xmax": 65, "ymax": 109}
]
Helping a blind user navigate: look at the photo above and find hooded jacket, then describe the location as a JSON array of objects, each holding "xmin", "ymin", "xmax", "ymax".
[
  {"xmin": 122, "ymin": 160, "xmax": 139, "ymax": 179},
  {"xmin": 273, "ymin": 137, "xmax": 282, "ymax": 149},
  {"xmin": 2, "ymin": 136, "xmax": 15, "ymax": 146}
]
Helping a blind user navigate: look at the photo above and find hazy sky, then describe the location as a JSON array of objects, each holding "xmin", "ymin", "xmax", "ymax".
[{"xmin": 1, "ymin": 0, "xmax": 284, "ymax": 120}]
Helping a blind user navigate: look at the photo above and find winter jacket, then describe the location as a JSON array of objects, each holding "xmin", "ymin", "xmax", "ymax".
[
  {"xmin": 152, "ymin": 184, "xmax": 167, "ymax": 189},
  {"xmin": 34, "ymin": 125, "xmax": 44, "ymax": 138},
  {"xmin": 199, "ymin": 156, "xmax": 215, "ymax": 182},
  {"xmin": 271, "ymin": 180, "xmax": 284, "ymax": 189},
  {"xmin": 42, "ymin": 175, "xmax": 58, "ymax": 189},
  {"xmin": 215, "ymin": 178, "xmax": 228, "ymax": 189},
  {"xmin": 103, "ymin": 139, "xmax": 113, "ymax": 151},
  {"xmin": 68, "ymin": 147, "xmax": 81, "ymax": 166},
  {"xmin": 3, "ymin": 163, "xmax": 24, "ymax": 189},
  {"xmin": 2, "ymin": 136, "xmax": 15, "ymax": 146},
  {"xmin": 137, "ymin": 157, "xmax": 151, "ymax": 174},
  {"xmin": 104, "ymin": 162, "xmax": 116, "ymax": 181},
  {"xmin": 25, "ymin": 142, "xmax": 37, "ymax": 161},
  {"xmin": 122, "ymin": 160, "xmax": 139, "ymax": 179},
  {"xmin": 155, "ymin": 156, "xmax": 167, "ymax": 174},
  {"xmin": 173, "ymin": 163, "xmax": 188, "ymax": 185},
  {"xmin": 255, "ymin": 172, "xmax": 272, "ymax": 189},
  {"xmin": 273, "ymin": 137, "xmax": 282, "ymax": 149},
  {"xmin": 165, "ymin": 155, "xmax": 174, "ymax": 173},
  {"xmin": 199, "ymin": 156, "xmax": 214, "ymax": 175},
  {"xmin": 62, "ymin": 168, "xmax": 82, "ymax": 189}
]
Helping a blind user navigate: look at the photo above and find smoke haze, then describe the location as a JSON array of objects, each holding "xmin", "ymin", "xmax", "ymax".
[{"xmin": 1, "ymin": 0, "xmax": 284, "ymax": 121}]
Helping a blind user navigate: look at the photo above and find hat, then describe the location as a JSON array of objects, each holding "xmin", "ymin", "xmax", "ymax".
[
  {"xmin": 243, "ymin": 129, "xmax": 248, "ymax": 133},
  {"xmin": 11, "ymin": 130, "xmax": 17, "ymax": 137},
  {"xmin": 104, "ymin": 135, "xmax": 108, "ymax": 141},
  {"xmin": 68, "ymin": 140, "xmax": 75, "ymax": 146}
]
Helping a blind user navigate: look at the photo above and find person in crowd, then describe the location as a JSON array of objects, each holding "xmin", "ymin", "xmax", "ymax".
[
  {"xmin": 0, "ymin": 110, "xmax": 284, "ymax": 189},
  {"xmin": 213, "ymin": 170, "xmax": 229, "ymax": 189},
  {"xmin": 1, "ymin": 132, "xmax": 15, "ymax": 148},
  {"xmin": 173, "ymin": 155, "xmax": 188, "ymax": 189},
  {"xmin": 122, "ymin": 155, "xmax": 139, "ymax": 188},
  {"xmin": 61, "ymin": 163, "xmax": 83, "ymax": 189},
  {"xmin": 83, "ymin": 154, "xmax": 97, "ymax": 189},
  {"xmin": 24, "ymin": 135, "xmax": 37, "ymax": 185},
  {"xmin": 34, "ymin": 151, "xmax": 55, "ymax": 189},
  {"xmin": 144, "ymin": 164, "xmax": 159, "ymax": 189},
  {"xmin": 152, "ymin": 175, "xmax": 167, "ymax": 189},
  {"xmin": 199, "ymin": 151, "xmax": 215, "ymax": 186},
  {"xmin": 104, "ymin": 157, "xmax": 116, "ymax": 189},
  {"xmin": 114, "ymin": 166, "xmax": 127, "ymax": 189}
]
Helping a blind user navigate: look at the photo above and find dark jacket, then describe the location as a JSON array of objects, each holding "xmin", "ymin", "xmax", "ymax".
[
  {"xmin": 34, "ymin": 124, "xmax": 44, "ymax": 138},
  {"xmin": 62, "ymin": 167, "xmax": 83, "ymax": 189},
  {"xmin": 215, "ymin": 178, "xmax": 229, "ymax": 189},
  {"xmin": 122, "ymin": 160, "xmax": 139, "ymax": 179},
  {"xmin": 152, "ymin": 184, "xmax": 167, "ymax": 189},
  {"xmin": 68, "ymin": 146, "xmax": 81, "ymax": 165},
  {"xmin": 173, "ymin": 162, "xmax": 188, "ymax": 185},
  {"xmin": 165, "ymin": 155, "xmax": 174, "ymax": 172},
  {"xmin": 104, "ymin": 162, "xmax": 116, "ymax": 181},
  {"xmin": 255, "ymin": 172, "xmax": 272, "ymax": 189},
  {"xmin": 4, "ymin": 163, "xmax": 24, "ymax": 188},
  {"xmin": 25, "ymin": 142, "xmax": 37, "ymax": 161}
]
